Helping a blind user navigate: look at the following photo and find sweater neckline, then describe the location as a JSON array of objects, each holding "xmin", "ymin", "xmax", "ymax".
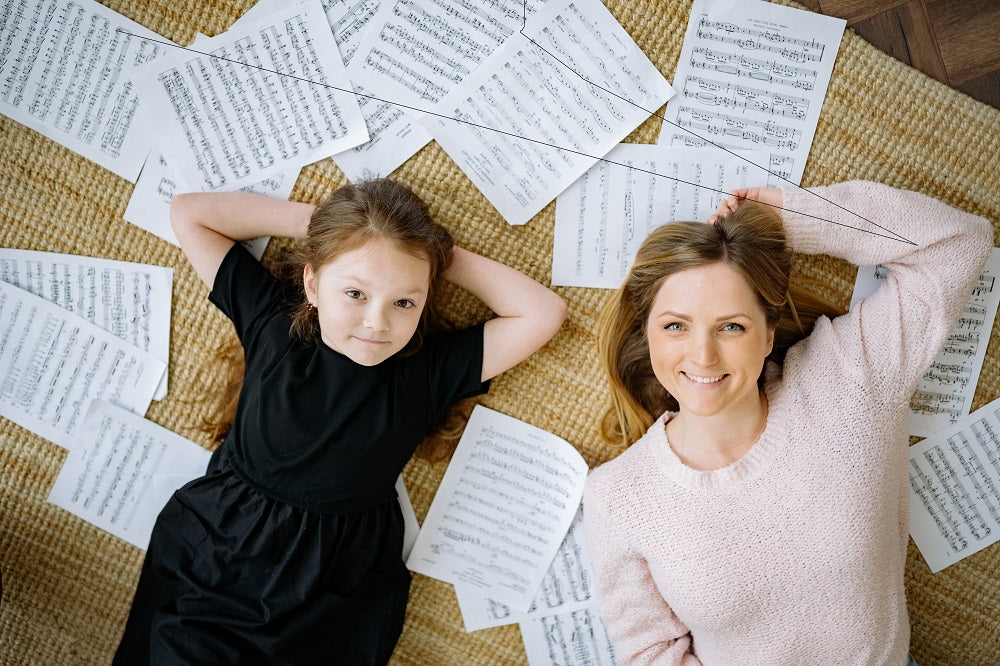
[{"xmin": 652, "ymin": 365, "xmax": 787, "ymax": 491}]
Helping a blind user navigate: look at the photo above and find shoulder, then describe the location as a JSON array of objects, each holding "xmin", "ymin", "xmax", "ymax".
[{"xmin": 586, "ymin": 417, "xmax": 665, "ymax": 504}]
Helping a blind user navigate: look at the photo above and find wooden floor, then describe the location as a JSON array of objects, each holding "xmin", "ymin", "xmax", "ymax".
[{"xmin": 799, "ymin": 0, "xmax": 1000, "ymax": 110}]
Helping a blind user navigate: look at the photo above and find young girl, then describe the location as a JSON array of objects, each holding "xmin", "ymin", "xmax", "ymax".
[
  {"xmin": 584, "ymin": 181, "xmax": 992, "ymax": 664},
  {"xmin": 113, "ymin": 178, "xmax": 567, "ymax": 664}
]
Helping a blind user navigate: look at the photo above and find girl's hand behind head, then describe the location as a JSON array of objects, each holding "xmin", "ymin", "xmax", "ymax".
[{"xmin": 708, "ymin": 187, "xmax": 783, "ymax": 225}]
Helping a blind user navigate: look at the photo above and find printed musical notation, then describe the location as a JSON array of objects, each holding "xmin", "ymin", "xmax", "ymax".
[
  {"xmin": 851, "ymin": 249, "xmax": 1000, "ymax": 436},
  {"xmin": 48, "ymin": 400, "xmax": 210, "ymax": 550},
  {"xmin": 659, "ymin": 0, "xmax": 845, "ymax": 186},
  {"xmin": 143, "ymin": 0, "xmax": 367, "ymax": 192},
  {"xmin": 422, "ymin": 0, "xmax": 673, "ymax": 225},
  {"xmin": 406, "ymin": 405, "xmax": 588, "ymax": 614},
  {"xmin": 0, "ymin": 0, "xmax": 168, "ymax": 181},
  {"xmin": 552, "ymin": 144, "xmax": 768, "ymax": 288},
  {"xmin": 909, "ymin": 400, "xmax": 1000, "ymax": 572},
  {"xmin": 520, "ymin": 605, "xmax": 617, "ymax": 666}
]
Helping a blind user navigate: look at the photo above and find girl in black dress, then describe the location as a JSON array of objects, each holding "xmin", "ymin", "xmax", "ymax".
[{"xmin": 113, "ymin": 178, "xmax": 567, "ymax": 664}]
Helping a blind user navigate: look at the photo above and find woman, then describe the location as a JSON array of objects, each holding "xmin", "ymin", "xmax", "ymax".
[{"xmin": 584, "ymin": 181, "xmax": 992, "ymax": 664}]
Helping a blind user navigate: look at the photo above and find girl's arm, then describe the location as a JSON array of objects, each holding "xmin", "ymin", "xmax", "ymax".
[
  {"xmin": 170, "ymin": 192, "xmax": 316, "ymax": 288},
  {"xmin": 445, "ymin": 247, "xmax": 567, "ymax": 382}
]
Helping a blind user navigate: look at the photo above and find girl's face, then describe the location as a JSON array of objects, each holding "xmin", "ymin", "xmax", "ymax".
[
  {"xmin": 645, "ymin": 261, "xmax": 774, "ymax": 419},
  {"xmin": 304, "ymin": 238, "xmax": 430, "ymax": 366}
]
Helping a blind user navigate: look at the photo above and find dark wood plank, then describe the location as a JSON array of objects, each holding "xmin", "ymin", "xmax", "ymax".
[
  {"xmin": 955, "ymin": 70, "xmax": 1000, "ymax": 111},
  {"xmin": 923, "ymin": 0, "xmax": 1000, "ymax": 85},
  {"xmin": 850, "ymin": 1, "xmax": 949, "ymax": 84},
  {"xmin": 813, "ymin": 0, "xmax": 909, "ymax": 26}
]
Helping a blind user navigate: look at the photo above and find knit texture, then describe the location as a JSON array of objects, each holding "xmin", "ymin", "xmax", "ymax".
[{"xmin": 584, "ymin": 182, "xmax": 994, "ymax": 665}]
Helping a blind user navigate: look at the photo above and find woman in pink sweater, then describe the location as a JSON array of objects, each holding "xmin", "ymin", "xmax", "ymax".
[{"xmin": 584, "ymin": 181, "xmax": 993, "ymax": 665}]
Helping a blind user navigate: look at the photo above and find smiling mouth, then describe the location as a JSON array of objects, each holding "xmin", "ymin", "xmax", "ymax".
[
  {"xmin": 354, "ymin": 336, "xmax": 389, "ymax": 345},
  {"xmin": 682, "ymin": 371, "xmax": 726, "ymax": 384}
]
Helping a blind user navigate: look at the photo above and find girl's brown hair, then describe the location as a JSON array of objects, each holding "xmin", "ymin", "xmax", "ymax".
[
  {"xmin": 597, "ymin": 201, "xmax": 844, "ymax": 447},
  {"xmin": 205, "ymin": 178, "xmax": 454, "ymax": 444}
]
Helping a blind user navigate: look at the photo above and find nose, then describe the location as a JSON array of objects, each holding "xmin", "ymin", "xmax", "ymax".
[
  {"xmin": 690, "ymin": 331, "xmax": 719, "ymax": 367},
  {"xmin": 363, "ymin": 304, "xmax": 389, "ymax": 332}
]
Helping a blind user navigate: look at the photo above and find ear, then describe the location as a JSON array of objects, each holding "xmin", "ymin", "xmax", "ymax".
[
  {"xmin": 303, "ymin": 264, "xmax": 318, "ymax": 306},
  {"xmin": 765, "ymin": 325, "xmax": 776, "ymax": 357}
]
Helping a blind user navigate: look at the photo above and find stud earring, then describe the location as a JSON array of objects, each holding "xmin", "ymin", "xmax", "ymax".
[{"xmin": 306, "ymin": 302, "xmax": 316, "ymax": 312}]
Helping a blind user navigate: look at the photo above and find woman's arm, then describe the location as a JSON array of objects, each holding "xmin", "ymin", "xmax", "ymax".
[
  {"xmin": 583, "ymin": 483, "xmax": 702, "ymax": 666},
  {"xmin": 170, "ymin": 192, "xmax": 316, "ymax": 288},
  {"xmin": 444, "ymin": 247, "xmax": 567, "ymax": 382}
]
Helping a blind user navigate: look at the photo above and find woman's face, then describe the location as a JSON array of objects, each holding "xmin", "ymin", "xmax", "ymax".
[{"xmin": 645, "ymin": 261, "xmax": 775, "ymax": 419}]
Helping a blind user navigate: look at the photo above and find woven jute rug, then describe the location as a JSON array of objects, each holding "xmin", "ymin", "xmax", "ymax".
[{"xmin": 1, "ymin": 1, "xmax": 998, "ymax": 664}]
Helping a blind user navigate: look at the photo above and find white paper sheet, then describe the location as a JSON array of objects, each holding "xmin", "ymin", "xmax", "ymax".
[
  {"xmin": 520, "ymin": 606, "xmax": 617, "ymax": 666},
  {"xmin": 348, "ymin": 0, "xmax": 547, "ymax": 110},
  {"xmin": 0, "ymin": 249, "xmax": 173, "ymax": 399},
  {"xmin": 552, "ymin": 144, "xmax": 770, "ymax": 288},
  {"xmin": 0, "ymin": 280, "xmax": 165, "ymax": 450},
  {"xmin": 419, "ymin": 0, "xmax": 674, "ymax": 225},
  {"xmin": 908, "ymin": 394, "xmax": 1000, "ymax": 572},
  {"xmin": 851, "ymin": 248, "xmax": 1000, "ymax": 437},
  {"xmin": 142, "ymin": 0, "xmax": 368, "ymax": 192},
  {"xmin": 323, "ymin": 0, "xmax": 432, "ymax": 181},
  {"xmin": 395, "ymin": 474, "xmax": 419, "ymax": 561},
  {"xmin": 48, "ymin": 400, "xmax": 211, "ymax": 549},
  {"xmin": 406, "ymin": 405, "xmax": 588, "ymax": 613},
  {"xmin": 0, "ymin": 0, "xmax": 170, "ymax": 181},
  {"xmin": 455, "ymin": 506, "xmax": 597, "ymax": 631},
  {"xmin": 657, "ymin": 0, "xmax": 845, "ymax": 185},
  {"xmin": 123, "ymin": 147, "xmax": 292, "ymax": 260}
]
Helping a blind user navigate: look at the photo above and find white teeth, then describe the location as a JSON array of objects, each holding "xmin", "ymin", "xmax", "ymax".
[{"xmin": 686, "ymin": 372, "xmax": 724, "ymax": 383}]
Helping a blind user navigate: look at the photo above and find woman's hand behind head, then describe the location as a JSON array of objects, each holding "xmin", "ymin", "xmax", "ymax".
[{"xmin": 708, "ymin": 187, "xmax": 783, "ymax": 225}]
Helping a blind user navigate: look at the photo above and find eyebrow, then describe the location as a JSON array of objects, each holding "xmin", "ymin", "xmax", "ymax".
[
  {"xmin": 342, "ymin": 275, "xmax": 427, "ymax": 296},
  {"xmin": 657, "ymin": 310, "xmax": 751, "ymax": 321}
]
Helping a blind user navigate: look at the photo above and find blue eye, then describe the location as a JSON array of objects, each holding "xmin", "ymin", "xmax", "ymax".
[
  {"xmin": 664, "ymin": 322, "xmax": 684, "ymax": 331},
  {"xmin": 722, "ymin": 322, "xmax": 745, "ymax": 331}
]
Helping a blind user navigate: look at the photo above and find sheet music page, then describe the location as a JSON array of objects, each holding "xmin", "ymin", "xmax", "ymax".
[
  {"xmin": 656, "ymin": 0, "xmax": 845, "ymax": 185},
  {"xmin": 454, "ymin": 506, "xmax": 597, "ymax": 631},
  {"xmin": 908, "ymin": 394, "xmax": 1000, "ymax": 572},
  {"xmin": 48, "ymin": 400, "xmax": 211, "ymax": 549},
  {"xmin": 347, "ymin": 0, "xmax": 547, "ymax": 110},
  {"xmin": 552, "ymin": 144, "xmax": 769, "ymax": 288},
  {"xmin": 123, "ymin": 147, "xmax": 292, "ymax": 260},
  {"xmin": 520, "ymin": 606, "xmax": 617, "ymax": 666},
  {"xmin": 406, "ymin": 405, "xmax": 588, "ymax": 613},
  {"xmin": 850, "ymin": 248, "xmax": 1000, "ymax": 436},
  {"xmin": 323, "ymin": 0, "xmax": 432, "ymax": 181},
  {"xmin": 395, "ymin": 474, "xmax": 420, "ymax": 561},
  {"xmin": 143, "ymin": 0, "xmax": 368, "ymax": 192},
  {"xmin": 0, "ymin": 0, "xmax": 170, "ymax": 181},
  {"xmin": 0, "ymin": 249, "xmax": 173, "ymax": 399},
  {"xmin": 0, "ymin": 281, "xmax": 165, "ymax": 450},
  {"xmin": 420, "ymin": 0, "xmax": 674, "ymax": 225}
]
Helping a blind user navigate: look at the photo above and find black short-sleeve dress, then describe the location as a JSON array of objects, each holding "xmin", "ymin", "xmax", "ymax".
[{"xmin": 114, "ymin": 245, "xmax": 490, "ymax": 665}]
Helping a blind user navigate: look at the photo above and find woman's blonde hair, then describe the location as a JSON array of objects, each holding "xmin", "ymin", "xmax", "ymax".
[
  {"xmin": 205, "ymin": 178, "xmax": 454, "ymax": 444},
  {"xmin": 597, "ymin": 201, "xmax": 844, "ymax": 446}
]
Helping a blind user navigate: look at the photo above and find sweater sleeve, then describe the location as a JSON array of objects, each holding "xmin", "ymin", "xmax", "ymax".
[
  {"xmin": 778, "ymin": 180, "xmax": 993, "ymax": 398},
  {"xmin": 583, "ymin": 480, "xmax": 702, "ymax": 666}
]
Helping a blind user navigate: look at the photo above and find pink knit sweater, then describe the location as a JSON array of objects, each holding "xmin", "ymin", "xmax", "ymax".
[{"xmin": 583, "ymin": 182, "xmax": 993, "ymax": 665}]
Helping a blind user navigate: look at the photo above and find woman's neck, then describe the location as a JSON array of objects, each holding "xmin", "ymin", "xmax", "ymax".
[{"xmin": 666, "ymin": 390, "xmax": 768, "ymax": 471}]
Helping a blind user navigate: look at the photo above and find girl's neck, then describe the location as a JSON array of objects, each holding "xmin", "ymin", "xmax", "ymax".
[{"xmin": 666, "ymin": 390, "xmax": 768, "ymax": 471}]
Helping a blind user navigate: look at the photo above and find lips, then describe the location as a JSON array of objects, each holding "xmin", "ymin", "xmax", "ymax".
[{"xmin": 354, "ymin": 336, "xmax": 389, "ymax": 345}]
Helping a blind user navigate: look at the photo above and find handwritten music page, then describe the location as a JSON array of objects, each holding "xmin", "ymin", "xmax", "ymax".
[
  {"xmin": 420, "ymin": 0, "xmax": 674, "ymax": 225},
  {"xmin": 0, "ymin": 0, "xmax": 169, "ymax": 181},
  {"xmin": 123, "ymin": 147, "xmax": 292, "ymax": 260},
  {"xmin": 552, "ymin": 144, "xmax": 769, "ymax": 288},
  {"xmin": 0, "ymin": 249, "xmax": 173, "ymax": 399},
  {"xmin": 455, "ymin": 505, "xmax": 598, "ymax": 631},
  {"xmin": 520, "ymin": 606, "xmax": 617, "ymax": 666},
  {"xmin": 406, "ymin": 405, "xmax": 588, "ymax": 613},
  {"xmin": 657, "ymin": 0, "xmax": 845, "ymax": 185},
  {"xmin": 48, "ymin": 400, "xmax": 211, "ymax": 549},
  {"xmin": 322, "ymin": 0, "xmax": 432, "ymax": 181},
  {"xmin": 143, "ymin": 0, "xmax": 368, "ymax": 192},
  {"xmin": 348, "ymin": 0, "xmax": 547, "ymax": 110},
  {"xmin": 908, "ymin": 394, "xmax": 1000, "ymax": 572},
  {"xmin": 851, "ymin": 248, "xmax": 1000, "ymax": 437},
  {"xmin": 0, "ymin": 281, "xmax": 165, "ymax": 450}
]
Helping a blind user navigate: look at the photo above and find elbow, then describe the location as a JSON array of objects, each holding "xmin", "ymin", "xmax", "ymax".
[
  {"xmin": 169, "ymin": 192, "xmax": 198, "ymax": 235},
  {"xmin": 543, "ymin": 291, "xmax": 569, "ymax": 340}
]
